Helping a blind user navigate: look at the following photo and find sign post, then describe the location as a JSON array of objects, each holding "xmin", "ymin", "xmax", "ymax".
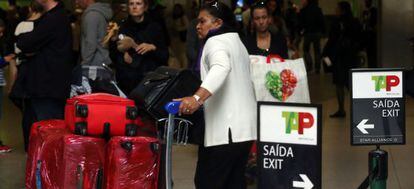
[
  {"xmin": 351, "ymin": 69, "xmax": 405, "ymax": 189},
  {"xmin": 257, "ymin": 102, "xmax": 322, "ymax": 189}
]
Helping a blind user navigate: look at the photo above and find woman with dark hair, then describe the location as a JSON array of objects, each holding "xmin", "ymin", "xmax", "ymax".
[
  {"xmin": 112, "ymin": 0, "xmax": 169, "ymax": 94},
  {"xmin": 175, "ymin": 2, "xmax": 256, "ymax": 188},
  {"xmin": 243, "ymin": 1, "xmax": 288, "ymax": 58},
  {"xmin": 323, "ymin": 1, "xmax": 362, "ymax": 117}
]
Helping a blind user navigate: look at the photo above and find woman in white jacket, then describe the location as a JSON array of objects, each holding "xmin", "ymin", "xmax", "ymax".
[{"xmin": 175, "ymin": 2, "xmax": 256, "ymax": 188}]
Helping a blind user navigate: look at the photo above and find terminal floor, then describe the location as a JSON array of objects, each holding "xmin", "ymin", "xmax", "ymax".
[{"xmin": 0, "ymin": 73, "xmax": 413, "ymax": 189}]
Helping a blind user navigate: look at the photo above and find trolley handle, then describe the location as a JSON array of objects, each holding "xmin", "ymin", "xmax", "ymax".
[{"xmin": 165, "ymin": 101, "xmax": 181, "ymax": 115}]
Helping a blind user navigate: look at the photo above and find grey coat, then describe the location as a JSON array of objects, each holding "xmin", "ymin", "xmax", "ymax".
[{"xmin": 81, "ymin": 2, "xmax": 113, "ymax": 66}]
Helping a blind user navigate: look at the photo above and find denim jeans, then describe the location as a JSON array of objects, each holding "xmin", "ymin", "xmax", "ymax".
[{"xmin": 22, "ymin": 98, "xmax": 65, "ymax": 151}]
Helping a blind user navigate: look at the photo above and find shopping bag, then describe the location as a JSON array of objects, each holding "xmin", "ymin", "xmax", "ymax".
[{"xmin": 250, "ymin": 54, "xmax": 310, "ymax": 103}]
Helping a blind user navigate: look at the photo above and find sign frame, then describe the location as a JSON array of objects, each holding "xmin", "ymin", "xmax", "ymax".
[
  {"xmin": 350, "ymin": 68, "xmax": 406, "ymax": 146},
  {"xmin": 257, "ymin": 101, "xmax": 322, "ymax": 189}
]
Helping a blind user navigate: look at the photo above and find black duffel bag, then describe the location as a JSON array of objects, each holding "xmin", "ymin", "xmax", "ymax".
[
  {"xmin": 129, "ymin": 66, "xmax": 205, "ymax": 145},
  {"xmin": 129, "ymin": 66, "xmax": 201, "ymax": 119}
]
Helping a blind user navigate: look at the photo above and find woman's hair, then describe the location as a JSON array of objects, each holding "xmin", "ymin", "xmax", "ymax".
[
  {"xmin": 250, "ymin": 1, "xmax": 270, "ymax": 18},
  {"xmin": 338, "ymin": 1, "xmax": 353, "ymax": 18},
  {"xmin": 128, "ymin": 0, "xmax": 148, "ymax": 6},
  {"xmin": 200, "ymin": 1, "xmax": 236, "ymax": 29}
]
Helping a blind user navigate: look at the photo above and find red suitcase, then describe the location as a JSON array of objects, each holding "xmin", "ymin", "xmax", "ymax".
[
  {"xmin": 65, "ymin": 93, "xmax": 141, "ymax": 137},
  {"xmin": 26, "ymin": 120, "xmax": 69, "ymax": 189},
  {"xmin": 105, "ymin": 136, "xmax": 161, "ymax": 189},
  {"xmin": 60, "ymin": 134, "xmax": 106, "ymax": 189}
]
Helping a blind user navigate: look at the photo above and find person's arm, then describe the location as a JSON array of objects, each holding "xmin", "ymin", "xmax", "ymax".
[
  {"xmin": 80, "ymin": 12, "xmax": 102, "ymax": 65},
  {"xmin": 7, "ymin": 59, "xmax": 17, "ymax": 94},
  {"xmin": 136, "ymin": 23, "xmax": 169, "ymax": 66},
  {"xmin": 176, "ymin": 44, "xmax": 231, "ymax": 115}
]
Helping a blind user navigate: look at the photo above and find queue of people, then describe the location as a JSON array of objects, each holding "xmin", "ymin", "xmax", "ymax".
[{"xmin": 0, "ymin": 0, "xmax": 377, "ymax": 188}]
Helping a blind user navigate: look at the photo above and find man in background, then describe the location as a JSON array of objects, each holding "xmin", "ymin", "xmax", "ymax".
[
  {"xmin": 77, "ymin": 0, "xmax": 113, "ymax": 66},
  {"xmin": 16, "ymin": 0, "xmax": 73, "ymax": 151}
]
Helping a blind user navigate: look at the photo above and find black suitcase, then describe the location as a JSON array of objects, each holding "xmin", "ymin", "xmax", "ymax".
[{"xmin": 129, "ymin": 66, "xmax": 201, "ymax": 120}]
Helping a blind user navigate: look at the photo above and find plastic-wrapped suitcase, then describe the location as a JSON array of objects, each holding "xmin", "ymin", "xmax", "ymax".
[
  {"xmin": 60, "ymin": 134, "xmax": 106, "ymax": 189},
  {"xmin": 65, "ymin": 93, "xmax": 141, "ymax": 137},
  {"xmin": 105, "ymin": 136, "xmax": 161, "ymax": 189},
  {"xmin": 26, "ymin": 120, "xmax": 69, "ymax": 189}
]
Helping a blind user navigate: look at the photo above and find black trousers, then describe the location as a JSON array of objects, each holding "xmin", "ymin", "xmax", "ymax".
[
  {"xmin": 22, "ymin": 98, "xmax": 65, "ymax": 151},
  {"xmin": 195, "ymin": 141, "xmax": 253, "ymax": 189},
  {"xmin": 303, "ymin": 33, "xmax": 322, "ymax": 72}
]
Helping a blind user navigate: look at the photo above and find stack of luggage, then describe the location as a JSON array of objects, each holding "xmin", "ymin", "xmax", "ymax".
[
  {"xmin": 26, "ymin": 93, "xmax": 161, "ymax": 189},
  {"xmin": 26, "ymin": 67, "xmax": 202, "ymax": 189}
]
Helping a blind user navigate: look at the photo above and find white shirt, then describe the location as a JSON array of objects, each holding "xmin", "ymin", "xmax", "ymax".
[{"xmin": 200, "ymin": 32, "xmax": 257, "ymax": 147}]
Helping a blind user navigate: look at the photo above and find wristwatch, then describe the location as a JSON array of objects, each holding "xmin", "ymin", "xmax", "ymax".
[{"xmin": 193, "ymin": 95, "xmax": 203, "ymax": 106}]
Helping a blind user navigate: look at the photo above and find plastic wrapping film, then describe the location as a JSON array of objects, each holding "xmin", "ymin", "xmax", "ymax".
[
  {"xmin": 60, "ymin": 134, "xmax": 106, "ymax": 189},
  {"xmin": 105, "ymin": 136, "xmax": 160, "ymax": 189},
  {"xmin": 26, "ymin": 120, "xmax": 106, "ymax": 189},
  {"xmin": 26, "ymin": 120, "xmax": 69, "ymax": 189}
]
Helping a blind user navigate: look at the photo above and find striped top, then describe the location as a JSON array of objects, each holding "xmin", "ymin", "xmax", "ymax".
[{"xmin": 0, "ymin": 68, "xmax": 5, "ymax": 86}]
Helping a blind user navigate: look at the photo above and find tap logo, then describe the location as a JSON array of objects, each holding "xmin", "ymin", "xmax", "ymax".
[
  {"xmin": 282, "ymin": 112, "xmax": 314, "ymax": 134},
  {"xmin": 372, "ymin": 75, "xmax": 400, "ymax": 92}
]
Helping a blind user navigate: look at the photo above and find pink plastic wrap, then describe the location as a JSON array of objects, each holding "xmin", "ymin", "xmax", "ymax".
[
  {"xmin": 26, "ymin": 120, "xmax": 69, "ymax": 189},
  {"xmin": 105, "ymin": 136, "xmax": 160, "ymax": 189},
  {"xmin": 60, "ymin": 134, "xmax": 106, "ymax": 189}
]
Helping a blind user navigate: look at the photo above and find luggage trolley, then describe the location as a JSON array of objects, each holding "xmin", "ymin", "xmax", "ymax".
[{"xmin": 157, "ymin": 101, "xmax": 193, "ymax": 189}]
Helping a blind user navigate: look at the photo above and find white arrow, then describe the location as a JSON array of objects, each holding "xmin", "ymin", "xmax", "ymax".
[
  {"xmin": 293, "ymin": 174, "xmax": 314, "ymax": 189},
  {"xmin": 357, "ymin": 119, "xmax": 375, "ymax": 134}
]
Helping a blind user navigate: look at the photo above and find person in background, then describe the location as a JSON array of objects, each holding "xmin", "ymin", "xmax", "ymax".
[
  {"xmin": 176, "ymin": 2, "xmax": 256, "ymax": 188},
  {"xmin": 77, "ymin": 0, "xmax": 112, "ymax": 66},
  {"xmin": 172, "ymin": 3, "xmax": 189, "ymax": 42},
  {"xmin": 0, "ymin": 19, "xmax": 15, "ymax": 153},
  {"xmin": 9, "ymin": 1, "xmax": 44, "ymax": 113},
  {"xmin": 16, "ymin": 0, "xmax": 73, "ymax": 151},
  {"xmin": 298, "ymin": 0, "xmax": 325, "ymax": 73},
  {"xmin": 69, "ymin": 9, "xmax": 82, "ymax": 65},
  {"xmin": 244, "ymin": 1, "xmax": 288, "ymax": 58},
  {"xmin": 111, "ymin": 0, "xmax": 168, "ymax": 95},
  {"xmin": 284, "ymin": 0, "xmax": 301, "ymax": 59},
  {"xmin": 323, "ymin": 1, "xmax": 362, "ymax": 118},
  {"xmin": 266, "ymin": 0, "xmax": 288, "ymax": 36},
  {"xmin": 147, "ymin": 0, "xmax": 170, "ymax": 46},
  {"xmin": 361, "ymin": 0, "xmax": 377, "ymax": 68}
]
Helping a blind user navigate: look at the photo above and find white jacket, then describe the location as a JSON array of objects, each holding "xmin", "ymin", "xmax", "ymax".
[{"xmin": 200, "ymin": 32, "xmax": 257, "ymax": 147}]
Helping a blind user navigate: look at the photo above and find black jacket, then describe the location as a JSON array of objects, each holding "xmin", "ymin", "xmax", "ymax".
[
  {"xmin": 323, "ymin": 16, "xmax": 362, "ymax": 86},
  {"xmin": 16, "ymin": 2, "xmax": 73, "ymax": 99},
  {"xmin": 112, "ymin": 15, "xmax": 169, "ymax": 94},
  {"xmin": 298, "ymin": 3, "xmax": 325, "ymax": 35},
  {"xmin": 243, "ymin": 32, "xmax": 288, "ymax": 58}
]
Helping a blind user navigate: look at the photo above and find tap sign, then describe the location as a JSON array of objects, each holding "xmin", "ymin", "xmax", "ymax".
[
  {"xmin": 258, "ymin": 102, "xmax": 322, "ymax": 189},
  {"xmin": 351, "ymin": 69, "xmax": 406, "ymax": 145}
]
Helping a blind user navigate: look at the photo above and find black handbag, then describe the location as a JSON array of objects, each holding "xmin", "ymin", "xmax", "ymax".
[
  {"xmin": 129, "ymin": 66, "xmax": 201, "ymax": 119},
  {"xmin": 129, "ymin": 66, "xmax": 205, "ymax": 145}
]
